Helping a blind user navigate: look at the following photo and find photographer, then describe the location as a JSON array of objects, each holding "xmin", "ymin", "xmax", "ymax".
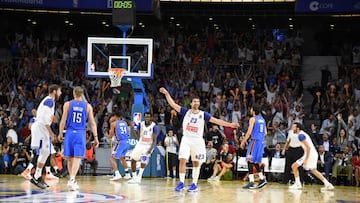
[{"xmin": 11, "ymin": 143, "xmax": 31, "ymax": 175}]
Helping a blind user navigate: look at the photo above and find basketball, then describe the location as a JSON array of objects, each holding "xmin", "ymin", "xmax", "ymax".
[{"xmin": 112, "ymin": 86, "xmax": 121, "ymax": 94}]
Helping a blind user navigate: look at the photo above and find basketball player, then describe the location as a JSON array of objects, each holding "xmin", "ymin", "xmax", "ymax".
[
  {"xmin": 109, "ymin": 111, "xmax": 132, "ymax": 181},
  {"xmin": 159, "ymin": 87, "xmax": 239, "ymax": 192},
  {"xmin": 58, "ymin": 86, "xmax": 99, "ymax": 191},
  {"xmin": 127, "ymin": 112, "xmax": 159, "ymax": 184},
  {"xmin": 22, "ymin": 109, "xmax": 62, "ymax": 181},
  {"xmin": 30, "ymin": 84, "xmax": 62, "ymax": 189},
  {"xmin": 289, "ymin": 122, "xmax": 334, "ymax": 191},
  {"xmin": 240, "ymin": 104, "xmax": 267, "ymax": 189}
]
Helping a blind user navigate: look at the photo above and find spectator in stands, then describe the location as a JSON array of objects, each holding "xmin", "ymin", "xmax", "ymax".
[
  {"xmin": 269, "ymin": 143, "xmax": 285, "ymax": 182},
  {"xmin": 320, "ymin": 132, "xmax": 331, "ymax": 152},
  {"xmin": 331, "ymin": 147, "xmax": 353, "ymax": 185},
  {"xmin": 164, "ymin": 129, "xmax": 179, "ymax": 179},
  {"xmin": 200, "ymin": 141, "xmax": 217, "ymax": 179},
  {"xmin": 352, "ymin": 150, "xmax": 360, "ymax": 187},
  {"xmin": 6, "ymin": 120, "xmax": 18, "ymax": 144},
  {"xmin": 319, "ymin": 114, "xmax": 336, "ymax": 137},
  {"xmin": 207, "ymin": 153, "xmax": 234, "ymax": 181},
  {"xmin": 206, "ymin": 124, "xmax": 225, "ymax": 151},
  {"xmin": 84, "ymin": 142, "xmax": 98, "ymax": 176},
  {"xmin": 2, "ymin": 136, "xmax": 17, "ymax": 174},
  {"xmin": 317, "ymin": 145, "xmax": 333, "ymax": 180}
]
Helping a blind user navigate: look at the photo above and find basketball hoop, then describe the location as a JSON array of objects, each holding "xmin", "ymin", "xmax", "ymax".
[{"xmin": 108, "ymin": 68, "xmax": 126, "ymax": 88}]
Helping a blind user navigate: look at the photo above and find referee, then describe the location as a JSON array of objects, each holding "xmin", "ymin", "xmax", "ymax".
[{"xmin": 281, "ymin": 128, "xmax": 304, "ymax": 184}]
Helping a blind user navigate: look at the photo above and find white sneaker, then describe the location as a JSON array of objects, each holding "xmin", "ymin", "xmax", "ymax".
[
  {"xmin": 21, "ymin": 169, "xmax": 32, "ymax": 180},
  {"xmin": 289, "ymin": 183, "xmax": 302, "ymax": 190},
  {"xmin": 213, "ymin": 176, "xmax": 220, "ymax": 181},
  {"xmin": 123, "ymin": 173, "xmax": 131, "ymax": 180},
  {"xmin": 110, "ymin": 175, "xmax": 122, "ymax": 181},
  {"xmin": 321, "ymin": 184, "xmax": 334, "ymax": 191},
  {"xmin": 67, "ymin": 180, "xmax": 79, "ymax": 191},
  {"xmin": 207, "ymin": 176, "xmax": 215, "ymax": 181},
  {"xmin": 128, "ymin": 177, "xmax": 141, "ymax": 184},
  {"xmin": 46, "ymin": 172, "xmax": 59, "ymax": 180}
]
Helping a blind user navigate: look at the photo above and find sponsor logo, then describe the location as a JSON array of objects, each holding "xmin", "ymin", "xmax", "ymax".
[{"xmin": 309, "ymin": 1, "xmax": 333, "ymax": 11}]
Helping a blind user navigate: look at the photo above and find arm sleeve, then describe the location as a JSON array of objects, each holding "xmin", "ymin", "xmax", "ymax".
[
  {"xmin": 298, "ymin": 134, "xmax": 306, "ymax": 142},
  {"xmin": 204, "ymin": 112, "xmax": 212, "ymax": 122}
]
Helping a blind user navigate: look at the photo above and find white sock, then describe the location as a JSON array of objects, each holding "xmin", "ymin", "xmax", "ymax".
[
  {"xmin": 192, "ymin": 167, "xmax": 200, "ymax": 185},
  {"xmin": 258, "ymin": 172, "xmax": 264, "ymax": 180},
  {"xmin": 70, "ymin": 176, "xmax": 75, "ymax": 182},
  {"xmin": 26, "ymin": 163, "xmax": 34, "ymax": 171},
  {"xmin": 249, "ymin": 174, "xmax": 254, "ymax": 183},
  {"xmin": 45, "ymin": 166, "xmax": 51, "ymax": 174},
  {"xmin": 167, "ymin": 170, "xmax": 170, "ymax": 177},
  {"xmin": 173, "ymin": 170, "xmax": 176, "ymax": 177},
  {"xmin": 137, "ymin": 168, "xmax": 144, "ymax": 179},
  {"xmin": 179, "ymin": 173, "xmax": 185, "ymax": 183},
  {"xmin": 53, "ymin": 166, "xmax": 58, "ymax": 172},
  {"xmin": 295, "ymin": 177, "xmax": 301, "ymax": 185},
  {"xmin": 34, "ymin": 167, "xmax": 42, "ymax": 179},
  {"xmin": 115, "ymin": 170, "xmax": 120, "ymax": 176},
  {"xmin": 323, "ymin": 178, "xmax": 330, "ymax": 186}
]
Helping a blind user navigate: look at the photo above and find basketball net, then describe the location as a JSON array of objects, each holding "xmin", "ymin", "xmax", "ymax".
[{"xmin": 108, "ymin": 68, "xmax": 126, "ymax": 87}]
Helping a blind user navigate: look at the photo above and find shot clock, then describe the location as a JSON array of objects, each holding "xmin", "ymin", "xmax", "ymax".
[{"xmin": 112, "ymin": 0, "xmax": 136, "ymax": 26}]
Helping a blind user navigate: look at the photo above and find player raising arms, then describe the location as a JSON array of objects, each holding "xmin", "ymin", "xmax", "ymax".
[
  {"xmin": 159, "ymin": 87, "xmax": 239, "ymax": 192},
  {"xmin": 30, "ymin": 84, "xmax": 62, "ymax": 189},
  {"xmin": 59, "ymin": 86, "xmax": 99, "ymax": 191},
  {"xmin": 109, "ymin": 111, "xmax": 132, "ymax": 181}
]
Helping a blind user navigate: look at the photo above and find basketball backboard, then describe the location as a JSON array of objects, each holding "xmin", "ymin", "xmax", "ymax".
[{"xmin": 86, "ymin": 37, "xmax": 153, "ymax": 79}]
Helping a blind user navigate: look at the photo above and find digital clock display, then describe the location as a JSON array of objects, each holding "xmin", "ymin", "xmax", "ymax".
[
  {"xmin": 112, "ymin": 0, "xmax": 136, "ymax": 26},
  {"xmin": 113, "ymin": 0, "xmax": 133, "ymax": 9}
]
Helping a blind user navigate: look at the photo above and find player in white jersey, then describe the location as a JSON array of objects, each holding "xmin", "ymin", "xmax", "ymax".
[
  {"xmin": 127, "ymin": 112, "xmax": 159, "ymax": 184},
  {"xmin": 160, "ymin": 87, "xmax": 239, "ymax": 192},
  {"xmin": 30, "ymin": 84, "xmax": 62, "ymax": 189},
  {"xmin": 289, "ymin": 122, "xmax": 334, "ymax": 191}
]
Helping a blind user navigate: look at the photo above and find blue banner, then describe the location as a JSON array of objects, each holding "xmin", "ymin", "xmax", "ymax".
[
  {"xmin": 0, "ymin": 0, "xmax": 153, "ymax": 12},
  {"xmin": 295, "ymin": 0, "xmax": 360, "ymax": 13}
]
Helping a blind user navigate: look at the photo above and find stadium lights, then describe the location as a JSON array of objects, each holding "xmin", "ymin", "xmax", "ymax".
[
  {"xmin": 248, "ymin": 17, "xmax": 252, "ymax": 21},
  {"xmin": 170, "ymin": 17, "xmax": 175, "ymax": 20},
  {"xmin": 288, "ymin": 17, "xmax": 292, "ymax": 21},
  {"xmin": 209, "ymin": 17, "xmax": 213, "ymax": 21},
  {"xmin": 65, "ymin": 20, "xmax": 69, "ymax": 24}
]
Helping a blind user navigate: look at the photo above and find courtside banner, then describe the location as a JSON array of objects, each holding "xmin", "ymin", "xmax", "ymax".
[
  {"xmin": 295, "ymin": 0, "xmax": 360, "ymax": 13},
  {"xmin": 0, "ymin": 0, "xmax": 153, "ymax": 12}
]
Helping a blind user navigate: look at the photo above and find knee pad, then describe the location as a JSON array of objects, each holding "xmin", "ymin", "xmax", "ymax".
[
  {"xmin": 37, "ymin": 147, "xmax": 50, "ymax": 164},
  {"xmin": 140, "ymin": 154, "xmax": 149, "ymax": 165}
]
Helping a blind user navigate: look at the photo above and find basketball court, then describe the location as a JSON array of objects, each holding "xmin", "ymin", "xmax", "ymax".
[{"xmin": 0, "ymin": 175, "xmax": 358, "ymax": 202}]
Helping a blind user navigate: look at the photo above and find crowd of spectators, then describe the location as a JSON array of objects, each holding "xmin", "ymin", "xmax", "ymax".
[{"xmin": 0, "ymin": 22, "xmax": 360, "ymax": 187}]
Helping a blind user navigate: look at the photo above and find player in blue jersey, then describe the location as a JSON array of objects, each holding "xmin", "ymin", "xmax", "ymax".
[
  {"xmin": 59, "ymin": 86, "xmax": 99, "ymax": 191},
  {"xmin": 109, "ymin": 111, "xmax": 132, "ymax": 181},
  {"xmin": 30, "ymin": 84, "xmax": 62, "ymax": 189},
  {"xmin": 240, "ymin": 104, "xmax": 267, "ymax": 189}
]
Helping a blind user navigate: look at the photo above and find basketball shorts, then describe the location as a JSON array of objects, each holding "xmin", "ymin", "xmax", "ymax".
[
  {"xmin": 63, "ymin": 129, "xmax": 86, "ymax": 158},
  {"xmin": 112, "ymin": 140, "xmax": 130, "ymax": 159},
  {"xmin": 130, "ymin": 142, "xmax": 152, "ymax": 161},
  {"xmin": 246, "ymin": 139, "xmax": 264, "ymax": 163},
  {"xmin": 178, "ymin": 136, "xmax": 206, "ymax": 163},
  {"xmin": 296, "ymin": 152, "xmax": 318, "ymax": 170}
]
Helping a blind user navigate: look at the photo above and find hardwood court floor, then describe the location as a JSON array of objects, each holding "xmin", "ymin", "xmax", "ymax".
[{"xmin": 0, "ymin": 175, "xmax": 359, "ymax": 203}]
